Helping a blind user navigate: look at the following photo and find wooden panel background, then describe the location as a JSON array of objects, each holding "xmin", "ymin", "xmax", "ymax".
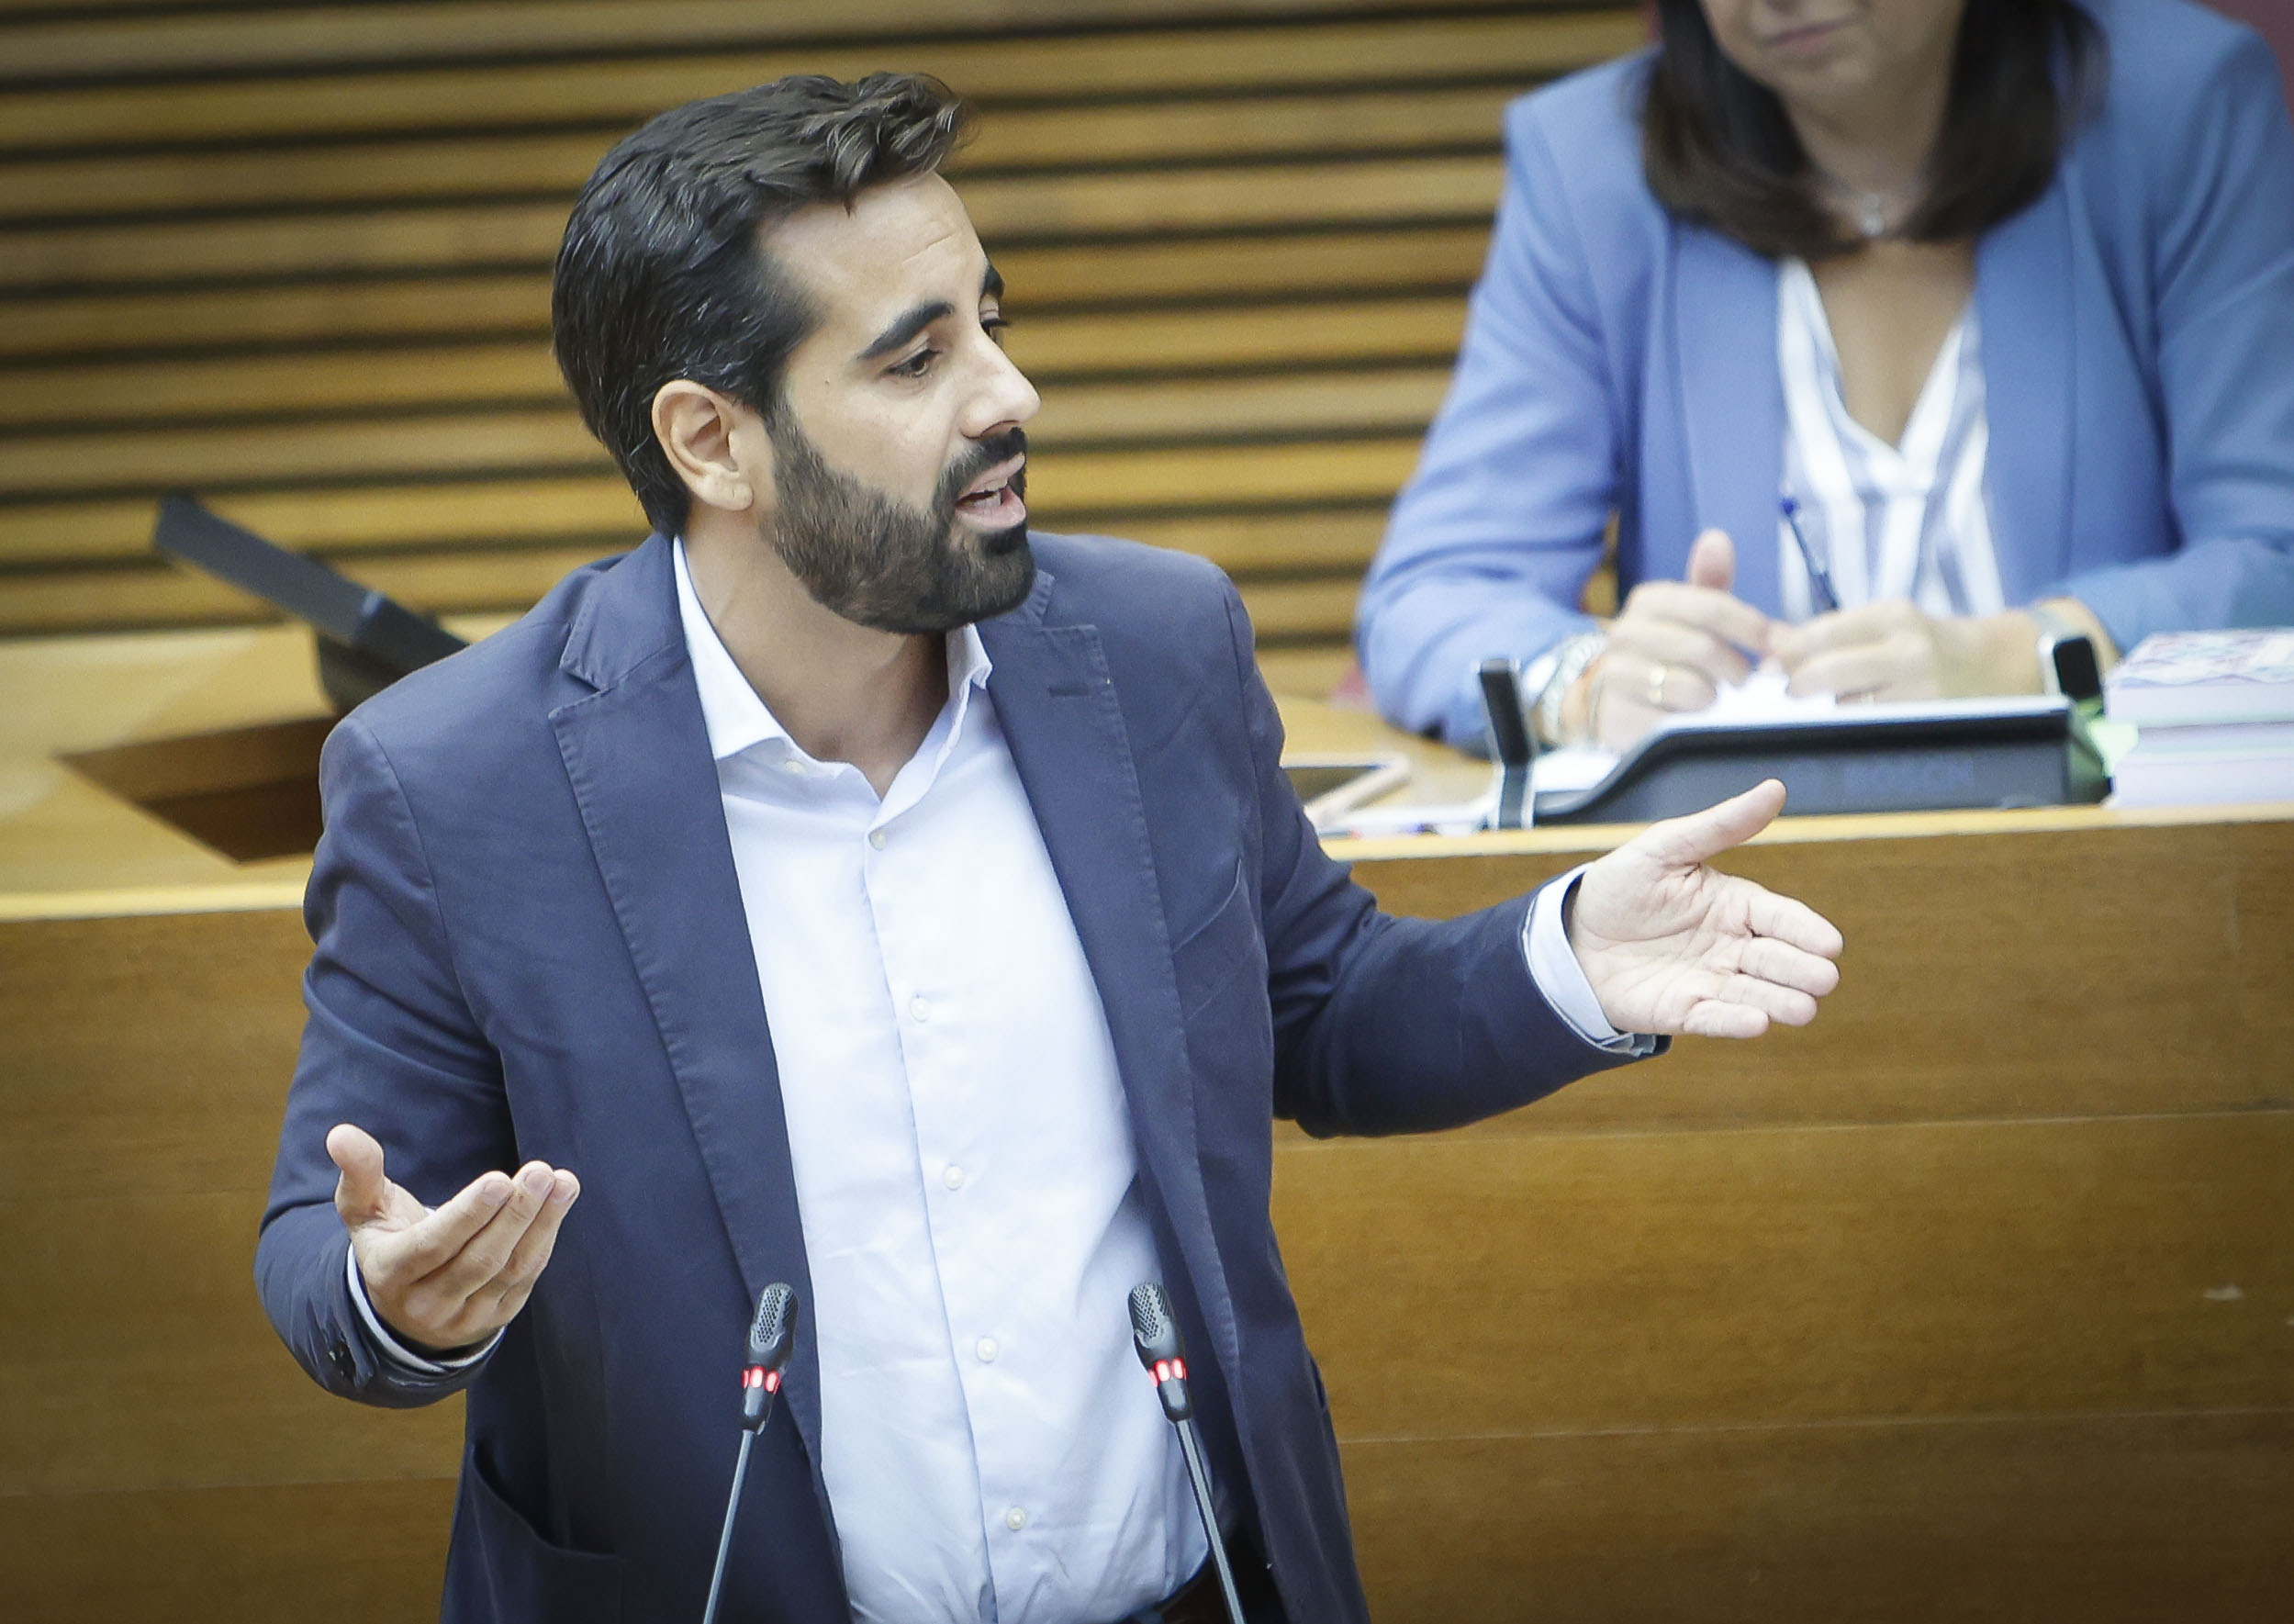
[
  {"xmin": 4, "ymin": 813, "xmax": 2290, "ymax": 1619},
  {"xmin": 0, "ymin": 0, "xmax": 1644, "ymax": 690}
]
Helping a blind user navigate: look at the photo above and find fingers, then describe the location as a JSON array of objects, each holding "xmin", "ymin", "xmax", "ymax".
[
  {"xmin": 360, "ymin": 1159, "xmax": 580, "ymax": 1350},
  {"xmin": 1769, "ymin": 601, "xmax": 1901, "ymax": 666},
  {"xmin": 1782, "ymin": 633, "xmax": 1935, "ymax": 700},
  {"xmin": 1771, "ymin": 601, "xmax": 1943, "ymax": 700},
  {"xmin": 1606, "ymin": 649, "xmax": 1719, "ymax": 718},
  {"xmin": 1678, "ymin": 999, "xmax": 1771, "ymax": 1040},
  {"xmin": 376, "ymin": 1165, "xmax": 515, "ymax": 1279},
  {"xmin": 1620, "ymin": 578, "xmax": 1772, "ymax": 658},
  {"xmin": 1615, "ymin": 620, "xmax": 1754, "ymax": 690},
  {"xmin": 1737, "ymin": 934, "xmax": 1841, "ymax": 999},
  {"xmin": 484, "ymin": 1170, "xmax": 581, "ymax": 1314},
  {"xmin": 1639, "ymin": 778, "xmax": 1786, "ymax": 868},
  {"xmin": 1685, "ymin": 527, "xmax": 1737, "ymax": 592},
  {"xmin": 330, "ymin": 1124, "xmax": 390, "ymax": 1225},
  {"xmin": 421, "ymin": 1163, "xmax": 565, "ymax": 1303},
  {"xmin": 1742, "ymin": 884, "xmax": 1847, "ymax": 960}
]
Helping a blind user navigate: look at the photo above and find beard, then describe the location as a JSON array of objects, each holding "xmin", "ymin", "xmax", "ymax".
[{"xmin": 763, "ymin": 412, "xmax": 1035, "ymax": 636}]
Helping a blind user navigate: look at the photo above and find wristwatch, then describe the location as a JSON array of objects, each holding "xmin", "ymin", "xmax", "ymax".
[
  {"xmin": 1516, "ymin": 630, "xmax": 1606, "ymax": 747},
  {"xmin": 2030, "ymin": 605, "xmax": 2101, "ymax": 703}
]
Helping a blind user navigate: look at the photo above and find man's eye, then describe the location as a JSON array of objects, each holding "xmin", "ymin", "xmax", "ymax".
[
  {"xmin": 889, "ymin": 347, "xmax": 938, "ymax": 378},
  {"xmin": 982, "ymin": 315, "xmax": 1011, "ymax": 347}
]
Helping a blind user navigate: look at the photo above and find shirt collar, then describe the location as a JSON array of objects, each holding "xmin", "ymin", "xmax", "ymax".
[{"xmin": 672, "ymin": 538, "xmax": 992, "ymax": 767}]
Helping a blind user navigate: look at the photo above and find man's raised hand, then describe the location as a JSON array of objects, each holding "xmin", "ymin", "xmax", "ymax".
[
  {"xmin": 329, "ymin": 1123, "xmax": 579, "ymax": 1356},
  {"xmin": 1567, "ymin": 779, "xmax": 1844, "ymax": 1039}
]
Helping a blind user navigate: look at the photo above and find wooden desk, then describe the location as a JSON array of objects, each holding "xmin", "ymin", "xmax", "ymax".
[{"xmin": 4, "ymin": 626, "xmax": 2290, "ymax": 1620}]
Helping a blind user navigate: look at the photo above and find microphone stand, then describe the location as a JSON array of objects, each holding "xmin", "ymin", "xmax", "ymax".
[
  {"xmin": 701, "ymin": 1430, "xmax": 759, "ymax": 1624},
  {"xmin": 702, "ymin": 1283, "xmax": 800, "ymax": 1624},
  {"xmin": 1130, "ymin": 1282, "xmax": 1247, "ymax": 1624}
]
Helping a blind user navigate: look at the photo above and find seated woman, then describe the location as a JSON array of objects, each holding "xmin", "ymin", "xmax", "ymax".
[{"xmin": 1358, "ymin": 0, "xmax": 2294, "ymax": 751}]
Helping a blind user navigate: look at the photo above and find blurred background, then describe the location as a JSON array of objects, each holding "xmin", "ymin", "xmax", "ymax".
[{"xmin": 0, "ymin": 0, "xmax": 1659, "ymax": 705}]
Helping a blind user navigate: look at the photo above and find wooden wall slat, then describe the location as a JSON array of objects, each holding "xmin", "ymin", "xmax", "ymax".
[
  {"xmin": 0, "ymin": 275, "xmax": 550, "ymax": 361},
  {"xmin": 0, "ymin": 299, "xmax": 1467, "ymax": 428},
  {"xmin": 0, "ymin": 436, "xmax": 1419, "ymax": 588},
  {"xmin": 0, "ymin": 503, "xmax": 1382, "ymax": 601},
  {"xmin": 0, "ymin": 230, "xmax": 1492, "ymax": 361},
  {"xmin": 1274, "ymin": 1117, "xmax": 2294, "ymax": 1441},
  {"xmin": 10, "ymin": 1117, "xmax": 2290, "ymax": 1495},
  {"xmin": 1346, "ymin": 823, "xmax": 2294, "ymax": 1130},
  {"xmin": 1341, "ymin": 1417, "xmax": 2294, "ymax": 1623},
  {"xmin": 0, "ymin": 12, "xmax": 1639, "ymax": 155},
  {"xmin": 3, "ymin": 1478, "xmax": 460, "ymax": 1624},
  {"xmin": 0, "ymin": 372, "xmax": 1445, "ymax": 499},
  {"xmin": 0, "ymin": 479, "xmax": 643, "ymax": 568},
  {"xmin": 0, "ymin": 157, "xmax": 1502, "ymax": 292},
  {"xmin": 0, "ymin": 3, "xmax": 1639, "ymax": 659},
  {"xmin": 0, "ymin": 0, "xmax": 1579, "ymax": 88},
  {"xmin": 0, "ymin": 86, "xmax": 1518, "ymax": 221},
  {"xmin": 0, "ymin": 549, "xmax": 1370, "ymax": 640}
]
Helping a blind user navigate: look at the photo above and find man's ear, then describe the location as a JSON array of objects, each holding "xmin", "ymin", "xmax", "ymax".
[{"xmin": 651, "ymin": 381, "xmax": 764, "ymax": 516}]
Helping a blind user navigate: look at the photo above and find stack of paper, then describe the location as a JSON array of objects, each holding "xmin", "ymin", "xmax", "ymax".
[{"xmin": 2103, "ymin": 630, "xmax": 2294, "ymax": 806}]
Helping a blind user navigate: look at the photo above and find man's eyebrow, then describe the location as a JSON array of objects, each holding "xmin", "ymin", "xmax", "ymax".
[
  {"xmin": 857, "ymin": 299, "xmax": 955, "ymax": 363},
  {"xmin": 982, "ymin": 263, "xmax": 1004, "ymax": 302}
]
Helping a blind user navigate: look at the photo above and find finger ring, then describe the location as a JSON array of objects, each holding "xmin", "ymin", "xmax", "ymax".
[{"xmin": 1647, "ymin": 663, "xmax": 1667, "ymax": 709}]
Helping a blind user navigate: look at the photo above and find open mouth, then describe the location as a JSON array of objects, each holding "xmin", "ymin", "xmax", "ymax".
[{"xmin": 955, "ymin": 457, "xmax": 1027, "ymax": 527}]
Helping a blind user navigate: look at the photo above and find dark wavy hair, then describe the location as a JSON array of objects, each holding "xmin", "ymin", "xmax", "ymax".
[
  {"xmin": 1641, "ymin": 0, "xmax": 2104, "ymax": 260},
  {"xmin": 552, "ymin": 73, "xmax": 972, "ymax": 535}
]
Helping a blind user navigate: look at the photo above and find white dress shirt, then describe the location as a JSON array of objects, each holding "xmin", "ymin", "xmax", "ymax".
[
  {"xmin": 675, "ymin": 543, "xmax": 1201, "ymax": 1623},
  {"xmin": 354, "ymin": 538, "xmax": 1645, "ymax": 1620},
  {"xmin": 1776, "ymin": 256, "xmax": 2007, "ymax": 623}
]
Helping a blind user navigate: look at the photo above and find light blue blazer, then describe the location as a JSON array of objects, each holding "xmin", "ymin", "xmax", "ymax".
[{"xmin": 1360, "ymin": 0, "xmax": 2294, "ymax": 745}]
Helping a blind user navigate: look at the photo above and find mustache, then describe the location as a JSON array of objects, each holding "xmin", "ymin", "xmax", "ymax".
[{"xmin": 934, "ymin": 428, "xmax": 1029, "ymax": 513}]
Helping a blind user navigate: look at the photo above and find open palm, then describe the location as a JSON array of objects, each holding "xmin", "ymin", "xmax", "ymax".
[{"xmin": 1569, "ymin": 780, "xmax": 1844, "ymax": 1039}]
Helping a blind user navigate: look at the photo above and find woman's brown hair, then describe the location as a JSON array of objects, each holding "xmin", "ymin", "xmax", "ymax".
[{"xmin": 1641, "ymin": 0, "xmax": 2104, "ymax": 261}]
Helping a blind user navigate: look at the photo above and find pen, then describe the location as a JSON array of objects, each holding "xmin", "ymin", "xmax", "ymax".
[{"xmin": 1780, "ymin": 495, "xmax": 1841, "ymax": 614}]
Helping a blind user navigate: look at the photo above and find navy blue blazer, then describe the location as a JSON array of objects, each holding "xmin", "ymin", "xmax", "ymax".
[{"xmin": 256, "ymin": 532, "xmax": 1647, "ymax": 1622}]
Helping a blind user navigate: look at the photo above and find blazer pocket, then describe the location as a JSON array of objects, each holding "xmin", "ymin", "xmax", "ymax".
[
  {"xmin": 464, "ymin": 1443, "xmax": 622, "ymax": 1624},
  {"xmin": 1171, "ymin": 861, "xmax": 1262, "ymax": 1021}
]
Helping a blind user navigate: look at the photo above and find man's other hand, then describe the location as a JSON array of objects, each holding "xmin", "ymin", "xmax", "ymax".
[
  {"xmin": 1567, "ymin": 779, "xmax": 1843, "ymax": 1039},
  {"xmin": 329, "ymin": 1123, "xmax": 579, "ymax": 1356}
]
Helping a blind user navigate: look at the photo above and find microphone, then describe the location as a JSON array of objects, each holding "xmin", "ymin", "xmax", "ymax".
[
  {"xmin": 1129, "ymin": 1282, "xmax": 1246, "ymax": 1624},
  {"xmin": 703, "ymin": 1283, "xmax": 799, "ymax": 1624},
  {"xmin": 741, "ymin": 1282, "xmax": 798, "ymax": 1430}
]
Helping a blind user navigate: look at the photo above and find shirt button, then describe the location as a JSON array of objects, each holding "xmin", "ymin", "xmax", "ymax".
[
  {"xmin": 976, "ymin": 1337, "xmax": 999, "ymax": 1363},
  {"xmin": 868, "ymin": 828, "xmax": 887, "ymax": 849},
  {"xmin": 910, "ymin": 996, "xmax": 931, "ymax": 1022},
  {"xmin": 1004, "ymin": 1506, "xmax": 1027, "ymax": 1532},
  {"xmin": 943, "ymin": 1164, "xmax": 966, "ymax": 1191}
]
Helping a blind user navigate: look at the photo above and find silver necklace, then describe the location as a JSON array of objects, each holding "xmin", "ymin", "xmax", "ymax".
[{"xmin": 1816, "ymin": 170, "xmax": 1920, "ymax": 240}]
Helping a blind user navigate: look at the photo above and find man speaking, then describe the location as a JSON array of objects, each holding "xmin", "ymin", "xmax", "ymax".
[{"xmin": 255, "ymin": 73, "xmax": 1843, "ymax": 1624}]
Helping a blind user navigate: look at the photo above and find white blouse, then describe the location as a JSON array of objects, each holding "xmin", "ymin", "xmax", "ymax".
[{"xmin": 1774, "ymin": 256, "xmax": 2006, "ymax": 623}]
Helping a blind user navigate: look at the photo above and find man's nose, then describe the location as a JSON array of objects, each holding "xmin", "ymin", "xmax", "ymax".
[{"xmin": 966, "ymin": 341, "xmax": 1040, "ymax": 438}]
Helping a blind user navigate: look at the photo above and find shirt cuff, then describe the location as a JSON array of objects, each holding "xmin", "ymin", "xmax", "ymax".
[
  {"xmin": 1522, "ymin": 868, "xmax": 1662, "ymax": 1057},
  {"xmin": 346, "ymin": 1244, "xmax": 500, "ymax": 1375}
]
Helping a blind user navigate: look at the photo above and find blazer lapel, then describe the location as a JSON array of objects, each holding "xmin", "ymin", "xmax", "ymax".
[
  {"xmin": 978, "ymin": 580, "xmax": 1239, "ymax": 1383},
  {"xmin": 547, "ymin": 537, "xmax": 828, "ymax": 1473},
  {"xmin": 1978, "ymin": 184, "xmax": 2076, "ymax": 601},
  {"xmin": 1670, "ymin": 223, "xmax": 1784, "ymax": 611}
]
